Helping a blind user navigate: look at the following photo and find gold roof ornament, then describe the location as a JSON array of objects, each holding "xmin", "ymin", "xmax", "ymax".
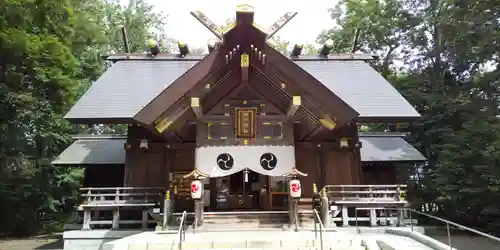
[
  {"xmin": 340, "ymin": 137, "xmax": 349, "ymax": 148},
  {"xmin": 236, "ymin": 4, "xmax": 255, "ymax": 13},
  {"xmin": 282, "ymin": 167, "xmax": 308, "ymax": 177},
  {"xmin": 183, "ymin": 168, "xmax": 210, "ymax": 179}
]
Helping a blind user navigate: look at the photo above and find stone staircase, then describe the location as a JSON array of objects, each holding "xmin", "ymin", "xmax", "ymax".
[
  {"xmin": 104, "ymin": 231, "xmax": 367, "ymax": 250},
  {"xmin": 169, "ymin": 211, "xmax": 316, "ymax": 231}
]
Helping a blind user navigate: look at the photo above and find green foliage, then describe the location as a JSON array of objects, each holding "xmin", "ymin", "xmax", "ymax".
[
  {"xmin": 319, "ymin": 0, "xmax": 500, "ymax": 233},
  {"xmin": 104, "ymin": 0, "xmax": 170, "ymax": 53},
  {"xmin": 0, "ymin": 0, "xmax": 169, "ymax": 236}
]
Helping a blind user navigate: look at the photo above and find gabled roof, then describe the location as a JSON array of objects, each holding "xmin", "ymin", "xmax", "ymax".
[
  {"xmin": 359, "ymin": 133, "xmax": 426, "ymax": 162},
  {"xmin": 52, "ymin": 133, "xmax": 426, "ymax": 165},
  {"xmin": 65, "ymin": 54, "xmax": 419, "ymax": 123},
  {"xmin": 52, "ymin": 137, "xmax": 126, "ymax": 165},
  {"xmin": 65, "ymin": 60, "xmax": 198, "ymax": 122},
  {"xmin": 294, "ymin": 60, "xmax": 420, "ymax": 120}
]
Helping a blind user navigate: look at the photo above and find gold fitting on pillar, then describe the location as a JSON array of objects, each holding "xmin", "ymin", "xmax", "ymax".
[
  {"xmin": 313, "ymin": 183, "xmax": 318, "ymax": 194},
  {"xmin": 321, "ymin": 188, "xmax": 327, "ymax": 198},
  {"xmin": 165, "ymin": 190, "xmax": 170, "ymax": 200}
]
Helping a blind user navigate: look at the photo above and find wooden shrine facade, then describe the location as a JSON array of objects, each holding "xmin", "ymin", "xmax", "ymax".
[{"xmin": 54, "ymin": 5, "xmax": 426, "ymax": 212}]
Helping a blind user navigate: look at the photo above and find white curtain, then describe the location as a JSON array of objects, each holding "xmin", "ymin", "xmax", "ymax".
[{"xmin": 195, "ymin": 146, "xmax": 295, "ymax": 177}]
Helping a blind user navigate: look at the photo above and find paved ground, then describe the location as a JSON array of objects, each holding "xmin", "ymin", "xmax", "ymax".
[
  {"xmin": 1, "ymin": 232, "xmax": 498, "ymax": 250},
  {"xmin": 0, "ymin": 236, "xmax": 63, "ymax": 250},
  {"xmin": 433, "ymin": 235, "xmax": 499, "ymax": 250}
]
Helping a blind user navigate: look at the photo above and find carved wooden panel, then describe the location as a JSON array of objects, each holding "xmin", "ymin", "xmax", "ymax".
[
  {"xmin": 258, "ymin": 122, "xmax": 283, "ymax": 139},
  {"xmin": 208, "ymin": 122, "xmax": 232, "ymax": 140}
]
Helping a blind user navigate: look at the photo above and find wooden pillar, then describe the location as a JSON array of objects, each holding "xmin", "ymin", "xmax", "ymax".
[
  {"xmin": 194, "ymin": 200, "xmax": 204, "ymax": 230},
  {"xmin": 315, "ymin": 145, "xmax": 327, "ymax": 188},
  {"xmin": 83, "ymin": 209, "xmax": 91, "ymax": 230},
  {"xmin": 141, "ymin": 209, "xmax": 148, "ymax": 229},
  {"xmin": 112, "ymin": 209, "xmax": 120, "ymax": 229},
  {"xmin": 369, "ymin": 209, "xmax": 377, "ymax": 227},
  {"xmin": 341, "ymin": 206, "xmax": 349, "ymax": 227}
]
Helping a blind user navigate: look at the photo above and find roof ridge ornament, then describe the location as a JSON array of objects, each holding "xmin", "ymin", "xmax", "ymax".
[
  {"xmin": 266, "ymin": 12, "xmax": 298, "ymax": 40},
  {"xmin": 236, "ymin": 4, "xmax": 255, "ymax": 13},
  {"xmin": 190, "ymin": 10, "xmax": 223, "ymax": 40}
]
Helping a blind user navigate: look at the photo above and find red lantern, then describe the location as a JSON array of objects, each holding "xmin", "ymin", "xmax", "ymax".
[
  {"xmin": 191, "ymin": 180, "xmax": 203, "ymax": 199},
  {"xmin": 289, "ymin": 179, "xmax": 301, "ymax": 198}
]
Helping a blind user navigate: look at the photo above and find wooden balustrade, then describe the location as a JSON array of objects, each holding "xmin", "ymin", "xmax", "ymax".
[
  {"xmin": 321, "ymin": 185, "xmax": 409, "ymax": 227},
  {"xmin": 323, "ymin": 184, "xmax": 406, "ymax": 202},
  {"xmin": 78, "ymin": 187, "xmax": 165, "ymax": 230}
]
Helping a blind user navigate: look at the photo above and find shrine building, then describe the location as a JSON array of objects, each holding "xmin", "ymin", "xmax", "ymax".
[{"xmin": 53, "ymin": 5, "xmax": 426, "ymax": 216}]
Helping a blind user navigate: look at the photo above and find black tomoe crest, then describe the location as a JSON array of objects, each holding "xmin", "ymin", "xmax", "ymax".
[
  {"xmin": 216, "ymin": 153, "xmax": 234, "ymax": 170},
  {"xmin": 260, "ymin": 153, "xmax": 277, "ymax": 170}
]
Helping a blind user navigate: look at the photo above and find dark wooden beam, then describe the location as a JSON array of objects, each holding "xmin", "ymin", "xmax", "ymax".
[
  {"xmin": 134, "ymin": 49, "xmax": 224, "ymax": 124},
  {"xmin": 302, "ymin": 126, "xmax": 323, "ymax": 140},
  {"xmin": 191, "ymin": 97, "xmax": 204, "ymax": 120},
  {"xmin": 287, "ymin": 96, "xmax": 301, "ymax": 116},
  {"xmin": 263, "ymin": 45, "xmax": 359, "ymax": 127},
  {"xmin": 204, "ymin": 114, "xmax": 294, "ymax": 122},
  {"xmin": 201, "ymin": 66, "xmax": 241, "ymax": 107},
  {"xmin": 318, "ymin": 117, "xmax": 337, "ymax": 130},
  {"xmin": 241, "ymin": 53, "xmax": 249, "ymax": 83},
  {"xmin": 170, "ymin": 132, "xmax": 184, "ymax": 143},
  {"xmin": 154, "ymin": 106, "xmax": 190, "ymax": 133}
]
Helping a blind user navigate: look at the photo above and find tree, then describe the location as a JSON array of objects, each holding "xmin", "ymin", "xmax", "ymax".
[
  {"xmin": 319, "ymin": 0, "xmax": 500, "ymax": 233},
  {"xmin": 0, "ymin": 0, "xmax": 172, "ymax": 236},
  {"xmin": 104, "ymin": 0, "xmax": 170, "ymax": 54}
]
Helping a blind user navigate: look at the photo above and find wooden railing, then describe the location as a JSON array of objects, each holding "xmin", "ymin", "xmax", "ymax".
[
  {"xmin": 323, "ymin": 184, "xmax": 406, "ymax": 203},
  {"xmin": 79, "ymin": 187, "xmax": 165, "ymax": 230},
  {"xmin": 320, "ymin": 185, "xmax": 408, "ymax": 227}
]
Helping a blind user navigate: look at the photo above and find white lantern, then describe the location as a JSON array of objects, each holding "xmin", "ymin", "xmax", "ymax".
[
  {"xmin": 289, "ymin": 179, "xmax": 302, "ymax": 198},
  {"xmin": 190, "ymin": 180, "xmax": 203, "ymax": 199}
]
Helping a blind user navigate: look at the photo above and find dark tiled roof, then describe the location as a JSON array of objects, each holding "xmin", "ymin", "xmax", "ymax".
[
  {"xmin": 294, "ymin": 60, "xmax": 420, "ymax": 118},
  {"xmin": 52, "ymin": 134, "xmax": 426, "ymax": 165},
  {"xmin": 65, "ymin": 56, "xmax": 419, "ymax": 120},
  {"xmin": 360, "ymin": 135, "xmax": 426, "ymax": 162},
  {"xmin": 105, "ymin": 54, "xmax": 206, "ymax": 62},
  {"xmin": 64, "ymin": 60, "xmax": 198, "ymax": 120},
  {"xmin": 52, "ymin": 139, "xmax": 126, "ymax": 165}
]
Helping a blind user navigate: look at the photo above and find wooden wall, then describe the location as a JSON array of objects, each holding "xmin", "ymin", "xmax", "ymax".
[
  {"xmin": 123, "ymin": 126, "xmax": 195, "ymax": 187},
  {"xmin": 84, "ymin": 164, "xmax": 124, "ymax": 187},
  {"xmin": 124, "ymin": 145, "xmax": 196, "ymax": 187},
  {"xmin": 123, "ymin": 125, "xmax": 364, "ymax": 194},
  {"xmin": 361, "ymin": 163, "xmax": 398, "ymax": 185},
  {"xmin": 294, "ymin": 124, "xmax": 363, "ymax": 193}
]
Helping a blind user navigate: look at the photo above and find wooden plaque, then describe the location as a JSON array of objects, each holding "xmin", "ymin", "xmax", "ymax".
[{"xmin": 235, "ymin": 108, "xmax": 256, "ymax": 139}]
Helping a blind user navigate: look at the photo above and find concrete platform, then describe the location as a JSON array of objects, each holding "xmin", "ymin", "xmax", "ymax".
[{"xmin": 63, "ymin": 227, "xmax": 440, "ymax": 250}]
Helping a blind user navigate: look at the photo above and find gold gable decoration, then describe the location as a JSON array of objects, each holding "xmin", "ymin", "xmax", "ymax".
[{"xmin": 236, "ymin": 4, "xmax": 255, "ymax": 13}]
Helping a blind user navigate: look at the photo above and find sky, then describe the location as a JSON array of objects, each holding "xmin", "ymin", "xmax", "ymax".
[{"xmin": 144, "ymin": 0, "xmax": 338, "ymax": 49}]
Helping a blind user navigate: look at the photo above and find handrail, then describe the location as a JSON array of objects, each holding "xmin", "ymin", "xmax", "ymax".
[
  {"xmin": 178, "ymin": 211, "xmax": 187, "ymax": 250},
  {"xmin": 323, "ymin": 184, "xmax": 407, "ymax": 188},
  {"xmin": 355, "ymin": 207, "xmax": 500, "ymax": 250},
  {"xmin": 410, "ymin": 209, "xmax": 500, "ymax": 243},
  {"xmin": 313, "ymin": 209, "xmax": 324, "ymax": 250},
  {"xmin": 80, "ymin": 187, "xmax": 165, "ymax": 191}
]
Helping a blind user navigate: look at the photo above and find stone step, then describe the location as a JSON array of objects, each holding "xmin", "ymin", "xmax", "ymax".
[
  {"xmin": 127, "ymin": 246, "xmax": 365, "ymax": 250},
  {"xmin": 168, "ymin": 212, "xmax": 316, "ymax": 231},
  {"xmin": 125, "ymin": 239, "xmax": 365, "ymax": 250}
]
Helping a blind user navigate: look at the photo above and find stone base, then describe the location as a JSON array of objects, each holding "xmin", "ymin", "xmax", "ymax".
[{"xmin": 63, "ymin": 230, "xmax": 144, "ymax": 250}]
